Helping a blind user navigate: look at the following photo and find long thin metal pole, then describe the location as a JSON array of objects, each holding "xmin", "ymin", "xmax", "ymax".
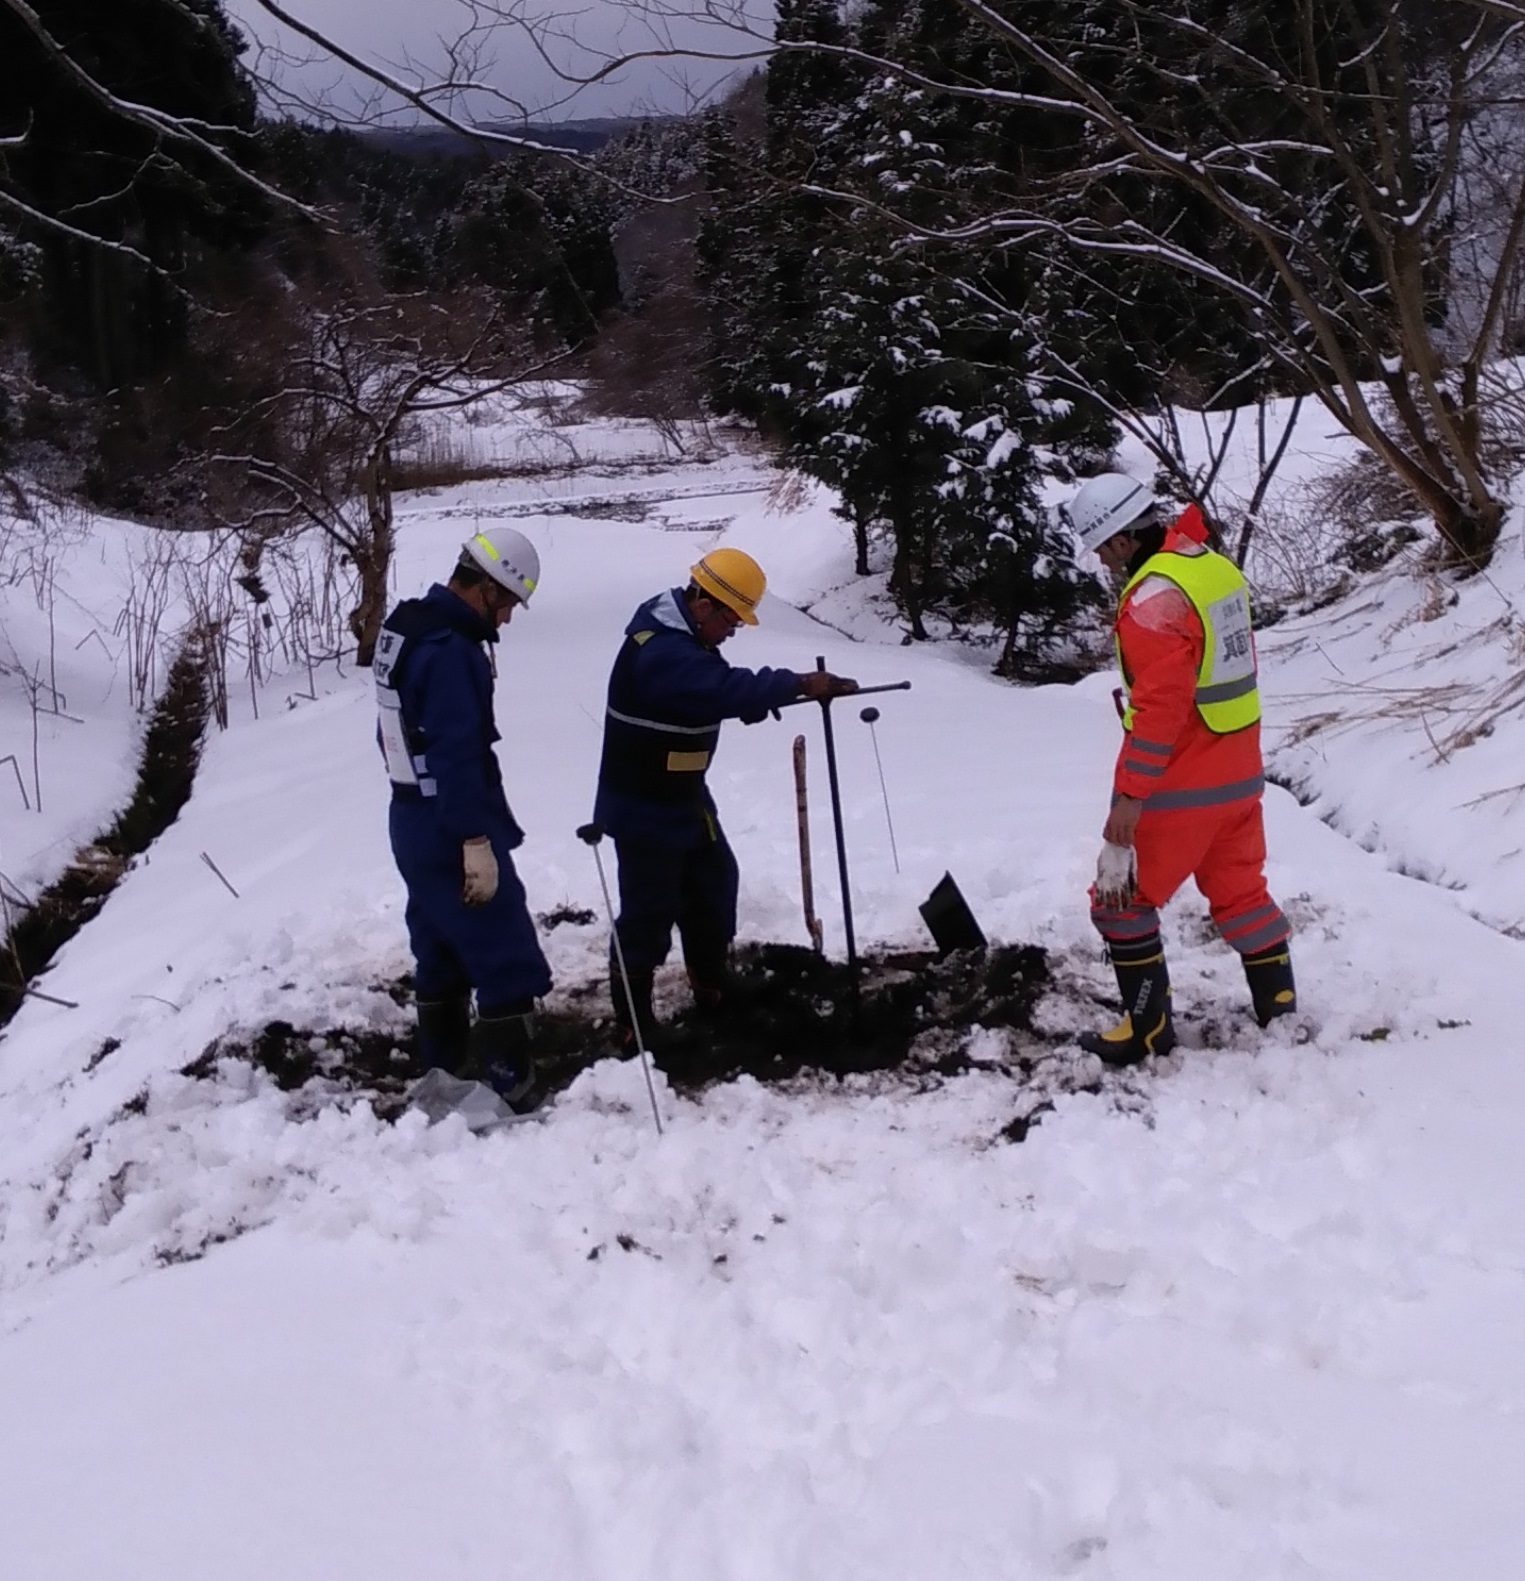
[
  {"xmin": 579, "ymin": 825, "xmax": 664, "ymax": 1135},
  {"xmin": 778, "ymin": 679, "xmax": 912, "ymax": 710},
  {"xmin": 863, "ymin": 713, "xmax": 901, "ymax": 874},
  {"xmin": 816, "ymin": 656, "xmax": 857, "ymax": 969}
]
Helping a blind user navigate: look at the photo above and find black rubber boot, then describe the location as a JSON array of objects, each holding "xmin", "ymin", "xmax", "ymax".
[
  {"xmin": 415, "ymin": 992, "xmax": 471, "ymax": 1074},
  {"xmin": 611, "ymin": 966, "xmax": 656, "ymax": 1057},
  {"xmin": 687, "ymin": 927, "xmax": 757, "ymax": 1028},
  {"xmin": 1079, "ymin": 934, "xmax": 1176, "ymax": 1067},
  {"xmin": 462, "ymin": 1007, "xmax": 542, "ymax": 1114},
  {"xmin": 1243, "ymin": 944, "xmax": 1297, "ymax": 1027},
  {"xmin": 684, "ymin": 942, "xmax": 732, "ymax": 1022}
]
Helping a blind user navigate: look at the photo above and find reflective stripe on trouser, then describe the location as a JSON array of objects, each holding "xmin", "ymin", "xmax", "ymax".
[
  {"xmin": 1216, "ymin": 899, "xmax": 1292, "ymax": 956},
  {"xmin": 1090, "ymin": 794, "xmax": 1288, "ymax": 955},
  {"xmin": 1141, "ymin": 774, "xmax": 1264, "ymax": 812}
]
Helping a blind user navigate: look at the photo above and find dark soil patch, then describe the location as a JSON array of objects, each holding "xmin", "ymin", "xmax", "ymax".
[
  {"xmin": 649, "ymin": 941, "xmax": 1049, "ymax": 1088},
  {"xmin": 182, "ymin": 1018, "xmax": 422, "ymax": 1118},
  {"xmin": 185, "ymin": 941, "xmax": 1050, "ymax": 1119},
  {"xmin": 0, "ymin": 638, "xmax": 210, "ymax": 1027}
]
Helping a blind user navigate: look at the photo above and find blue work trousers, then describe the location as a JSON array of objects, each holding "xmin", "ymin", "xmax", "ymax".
[
  {"xmin": 389, "ymin": 799, "xmax": 551, "ymax": 1014},
  {"xmin": 613, "ymin": 826, "xmax": 739, "ymax": 983}
]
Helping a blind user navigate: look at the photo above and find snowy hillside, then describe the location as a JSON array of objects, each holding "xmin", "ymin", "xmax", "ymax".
[
  {"xmin": 3, "ymin": 407, "xmax": 1525, "ymax": 1579},
  {"xmin": 1260, "ymin": 552, "xmax": 1525, "ymax": 936}
]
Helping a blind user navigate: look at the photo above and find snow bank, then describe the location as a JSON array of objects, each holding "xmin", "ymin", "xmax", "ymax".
[
  {"xmin": 0, "ymin": 505, "xmax": 172, "ymax": 900},
  {"xmin": 1257, "ymin": 507, "xmax": 1525, "ymax": 935}
]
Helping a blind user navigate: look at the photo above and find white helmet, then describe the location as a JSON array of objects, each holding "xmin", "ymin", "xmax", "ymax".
[
  {"xmin": 1066, "ymin": 473, "xmax": 1158, "ymax": 553},
  {"xmin": 461, "ymin": 527, "xmax": 540, "ymax": 604}
]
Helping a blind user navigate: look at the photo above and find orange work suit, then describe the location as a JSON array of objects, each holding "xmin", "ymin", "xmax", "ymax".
[{"xmin": 1091, "ymin": 530, "xmax": 1290, "ymax": 958}]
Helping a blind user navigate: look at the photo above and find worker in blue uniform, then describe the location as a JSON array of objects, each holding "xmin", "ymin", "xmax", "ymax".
[
  {"xmin": 593, "ymin": 547, "xmax": 857, "ymax": 1050},
  {"xmin": 375, "ymin": 526, "xmax": 550, "ymax": 1110}
]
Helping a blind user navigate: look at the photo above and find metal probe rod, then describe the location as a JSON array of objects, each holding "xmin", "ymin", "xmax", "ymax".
[
  {"xmin": 815, "ymin": 656, "xmax": 858, "ymax": 969},
  {"xmin": 778, "ymin": 679, "xmax": 911, "ymax": 709},
  {"xmin": 576, "ymin": 824, "xmax": 664, "ymax": 1135},
  {"xmin": 859, "ymin": 706, "xmax": 900, "ymax": 874}
]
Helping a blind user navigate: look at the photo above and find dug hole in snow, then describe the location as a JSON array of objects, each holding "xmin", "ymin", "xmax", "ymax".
[{"xmin": 1, "ymin": 407, "xmax": 1524, "ymax": 1579}]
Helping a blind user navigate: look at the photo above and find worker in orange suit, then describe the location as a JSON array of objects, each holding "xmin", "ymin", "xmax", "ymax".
[{"xmin": 1064, "ymin": 474, "xmax": 1296, "ymax": 1065}]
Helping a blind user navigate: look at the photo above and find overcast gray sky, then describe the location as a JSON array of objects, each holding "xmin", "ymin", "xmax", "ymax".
[{"xmin": 223, "ymin": 0, "xmax": 774, "ymax": 125}]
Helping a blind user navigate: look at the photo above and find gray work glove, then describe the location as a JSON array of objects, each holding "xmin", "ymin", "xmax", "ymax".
[
  {"xmin": 1093, "ymin": 841, "xmax": 1137, "ymax": 908},
  {"xmin": 462, "ymin": 836, "xmax": 499, "ymax": 906}
]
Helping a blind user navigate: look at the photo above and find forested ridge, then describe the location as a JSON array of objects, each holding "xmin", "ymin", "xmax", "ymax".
[{"xmin": 4, "ymin": 0, "xmax": 1524, "ymax": 669}]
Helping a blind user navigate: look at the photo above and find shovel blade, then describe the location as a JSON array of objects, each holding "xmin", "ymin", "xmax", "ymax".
[{"xmin": 919, "ymin": 872, "xmax": 988, "ymax": 956}]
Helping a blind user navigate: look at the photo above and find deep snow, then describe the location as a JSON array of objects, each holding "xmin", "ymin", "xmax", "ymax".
[{"xmin": 2, "ymin": 404, "xmax": 1524, "ymax": 1579}]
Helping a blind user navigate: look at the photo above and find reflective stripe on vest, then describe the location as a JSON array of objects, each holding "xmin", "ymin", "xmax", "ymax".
[
  {"xmin": 374, "ymin": 626, "xmax": 422, "ymax": 789},
  {"xmin": 598, "ymin": 628, "xmax": 723, "ymax": 805},
  {"xmin": 1115, "ymin": 545, "xmax": 1260, "ymax": 735},
  {"xmin": 373, "ymin": 616, "xmax": 446, "ymax": 797}
]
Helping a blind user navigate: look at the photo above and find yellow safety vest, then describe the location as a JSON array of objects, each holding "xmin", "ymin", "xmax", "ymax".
[{"xmin": 1116, "ymin": 545, "xmax": 1260, "ymax": 735}]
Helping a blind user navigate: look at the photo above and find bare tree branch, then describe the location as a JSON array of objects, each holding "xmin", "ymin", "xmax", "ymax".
[{"xmin": 1, "ymin": 0, "xmax": 318, "ymax": 219}]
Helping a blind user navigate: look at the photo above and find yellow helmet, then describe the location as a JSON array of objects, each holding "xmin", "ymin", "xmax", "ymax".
[{"xmin": 690, "ymin": 548, "xmax": 765, "ymax": 625}]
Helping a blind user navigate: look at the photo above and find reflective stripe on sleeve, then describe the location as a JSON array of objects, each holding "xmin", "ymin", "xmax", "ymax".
[{"xmin": 1127, "ymin": 737, "xmax": 1173, "ymax": 758}]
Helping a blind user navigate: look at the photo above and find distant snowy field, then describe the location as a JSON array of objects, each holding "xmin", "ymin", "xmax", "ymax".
[{"xmin": 2, "ymin": 396, "xmax": 1525, "ymax": 1579}]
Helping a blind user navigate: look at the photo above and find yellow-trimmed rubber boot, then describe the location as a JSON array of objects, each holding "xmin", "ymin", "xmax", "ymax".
[
  {"xmin": 1079, "ymin": 935, "xmax": 1176, "ymax": 1067},
  {"xmin": 1243, "ymin": 944, "xmax": 1296, "ymax": 1027}
]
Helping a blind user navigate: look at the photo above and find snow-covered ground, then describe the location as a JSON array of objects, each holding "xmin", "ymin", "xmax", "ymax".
[
  {"xmin": 0, "ymin": 504, "xmax": 165, "ymax": 902},
  {"xmin": 1259, "ymin": 553, "xmax": 1525, "ymax": 937},
  {"xmin": 3, "ymin": 407, "xmax": 1525, "ymax": 1579}
]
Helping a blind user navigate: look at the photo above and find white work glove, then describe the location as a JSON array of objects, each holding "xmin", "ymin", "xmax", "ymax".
[
  {"xmin": 1093, "ymin": 841, "xmax": 1137, "ymax": 908},
  {"xmin": 461, "ymin": 837, "xmax": 499, "ymax": 906}
]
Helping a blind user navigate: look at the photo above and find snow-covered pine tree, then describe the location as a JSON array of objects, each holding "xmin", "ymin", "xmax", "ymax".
[
  {"xmin": 444, "ymin": 160, "xmax": 620, "ymax": 350},
  {"xmin": 773, "ymin": 0, "xmax": 1103, "ymax": 665},
  {"xmin": 696, "ymin": 2, "xmax": 856, "ymax": 431},
  {"xmin": 855, "ymin": 0, "xmax": 1505, "ymax": 565},
  {"xmin": 592, "ymin": 119, "xmax": 703, "ymax": 209}
]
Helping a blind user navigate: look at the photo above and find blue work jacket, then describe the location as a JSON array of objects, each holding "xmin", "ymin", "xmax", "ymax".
[
  {"xmin": 374, "ymin": 584, "xmax": 524, "ymax": 849},
  {"xmin": 593, "ymin": 588, "xmax": 801, "ymax": 846}
]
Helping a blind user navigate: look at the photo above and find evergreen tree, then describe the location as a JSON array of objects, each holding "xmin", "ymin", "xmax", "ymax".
[
  {"xmin": 0, "ymin": 0, "xmax": 262, "ymax": 386},
  {"xmin": 777, "ymin": 42, "xmax": 1099, "ymax": 659},
  {"xmin": 592, "ymin": 119, "xmax": 703, "ymax": 208},
  {"xmin": 698, "ymin": 4, "xmax": 857, "ymax": 430},
  {"xmin": 694, "ymin": 104, "xmax": 764, "ymax": 420},
  {"xmin": 446, "ymin": 161, "xmax": 620, "ymax": 349},
  {"xmin": 257, "ymin": 127, "xmax": 623, "ymax": 351}
]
